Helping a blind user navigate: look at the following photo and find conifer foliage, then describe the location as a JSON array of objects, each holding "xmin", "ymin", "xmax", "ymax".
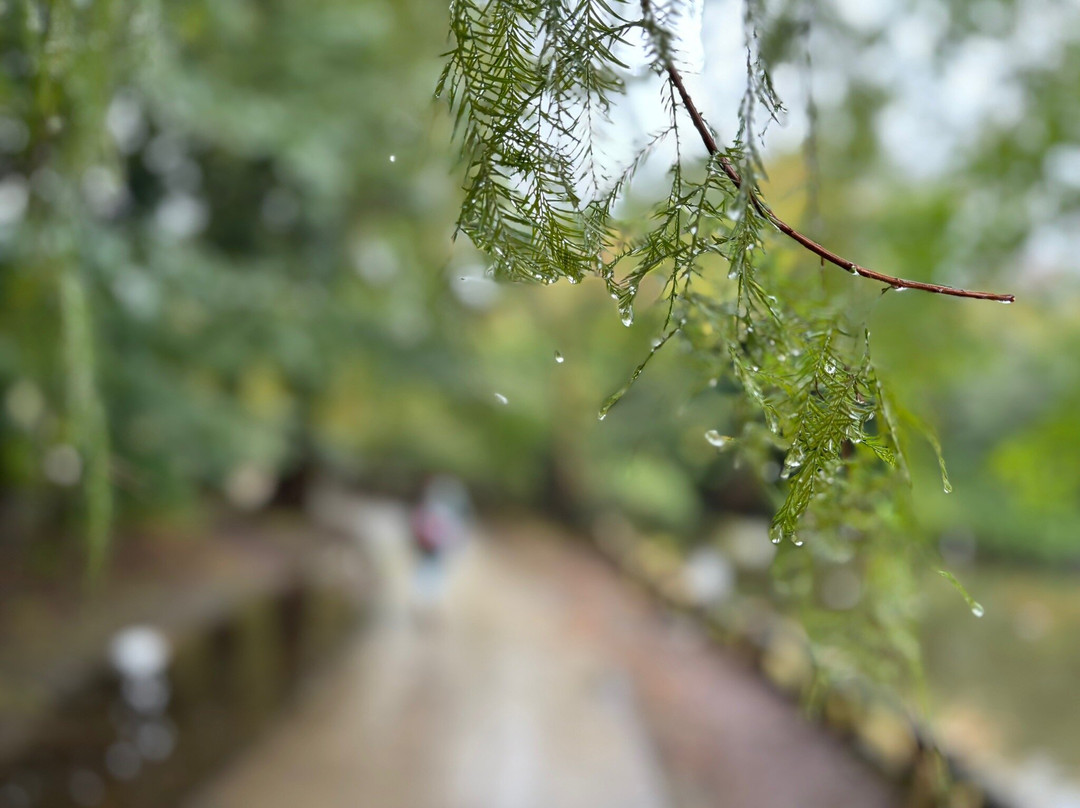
[{"xmin": 439, "ymin": 0, "xmax": 1011, "ymax": 674}]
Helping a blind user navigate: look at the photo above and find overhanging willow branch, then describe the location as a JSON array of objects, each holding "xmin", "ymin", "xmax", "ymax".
[{"xmin": 648, "ymin": 8, "xmax": 1014, "ymax": 303}]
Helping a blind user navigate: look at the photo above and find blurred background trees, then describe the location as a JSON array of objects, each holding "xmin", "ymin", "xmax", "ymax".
[{"xmin": 3, "ymin": 0, "xmax": 1080, "ymax": 783}]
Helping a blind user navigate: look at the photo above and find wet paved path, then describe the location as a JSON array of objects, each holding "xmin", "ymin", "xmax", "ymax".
[{"xmin": 187, "ymin": 504, "xmax": 899, "ymax": 808}]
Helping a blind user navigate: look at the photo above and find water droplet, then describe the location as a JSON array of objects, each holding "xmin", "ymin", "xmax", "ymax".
[
  {"xmin": 824, "ymin": 361, "xmax": 836, "ymax": 375},
  {"xmin": 494, "ymin": 392, "xmax": 508, "ymax": 405},
  {"xmin": 388, "ymin": 154, "xmax": 396, "ymax": 163},
  {"xmin": 1000, "ymin": 298, "xmax": 1013, "ymax": 305},
  {"xmin": 620, "ymin": 307, "xmax": 634, "ymax": 327},
  {"xmin": 727, "ymin": 268, "xmax": 738, "ymax": 279},
  {"xmin": 769, "ymin": 523, "xmax": 784, "ymax": 545},
  {"xmin": 780, "ymin": 451, "xmax": 803, "ymax": 479},
  {"xmin": 971, "ymin": 602, "xmax": 985, "ymax": 618},
  {"xmin": 704, "ymin": 430, "xmax": 730, "ymax": 448},
  {"xmin": 792, "ymin": 536, "xmax": 804, "ymax": 547},
  {"xmin": 597, "ymin": 390, "xmax": 622, "ymax": 421},
  {"xmin": 943, "ymin": 479, "xmax": 953, "ymax": 494},
  {"xmin": 554, "ymin": 351, "xmax": 565, "ymax": 364}
]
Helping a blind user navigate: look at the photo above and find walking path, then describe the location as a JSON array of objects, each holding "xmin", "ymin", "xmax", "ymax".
[{"xmin": 187, "ymin": 503, "xmax": 899, "ymax": 808}]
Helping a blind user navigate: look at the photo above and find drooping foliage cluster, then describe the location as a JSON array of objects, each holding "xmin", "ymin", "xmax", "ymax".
[{"xmin": 439, "ymin": 0, "xmax": 990, "ymax": 680}]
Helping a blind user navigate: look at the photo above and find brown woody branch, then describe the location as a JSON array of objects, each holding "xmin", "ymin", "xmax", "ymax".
[{"xmin": 656, "ymin": 40, "xmax": 1014, "ymax": 302}]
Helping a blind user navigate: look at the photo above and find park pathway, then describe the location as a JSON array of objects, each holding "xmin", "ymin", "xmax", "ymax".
[{"xmin": 186, "ymin": 500, "xmax": 899, "ymax": 808}]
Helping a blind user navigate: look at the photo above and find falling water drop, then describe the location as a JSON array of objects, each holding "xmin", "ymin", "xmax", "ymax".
[
  {"xmin": 388, "ymin": 154, "xmax": 396, "ymax": 163},
  {"xmin": 494, "ymin": 392, "xmax": 508, "ymax": 405},
  {"xmin": 554, "ymin": 351, "xmax": 565, "ymax": 364}
]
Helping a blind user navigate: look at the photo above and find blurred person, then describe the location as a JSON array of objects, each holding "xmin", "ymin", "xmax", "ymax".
[{"xmin": 409, "ymin": 475, "xmax": 471, "ymax": 620}]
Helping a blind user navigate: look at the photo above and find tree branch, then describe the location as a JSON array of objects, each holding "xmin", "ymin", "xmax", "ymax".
[{"xmin": 654, "ymin": 33, "xmax": 1015, "ymax": 303}]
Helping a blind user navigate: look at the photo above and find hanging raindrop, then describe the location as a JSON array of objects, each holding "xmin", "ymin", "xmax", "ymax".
[{"xmin": 704, "ymin": 430, "xmax": 730, "ymax": 448}]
